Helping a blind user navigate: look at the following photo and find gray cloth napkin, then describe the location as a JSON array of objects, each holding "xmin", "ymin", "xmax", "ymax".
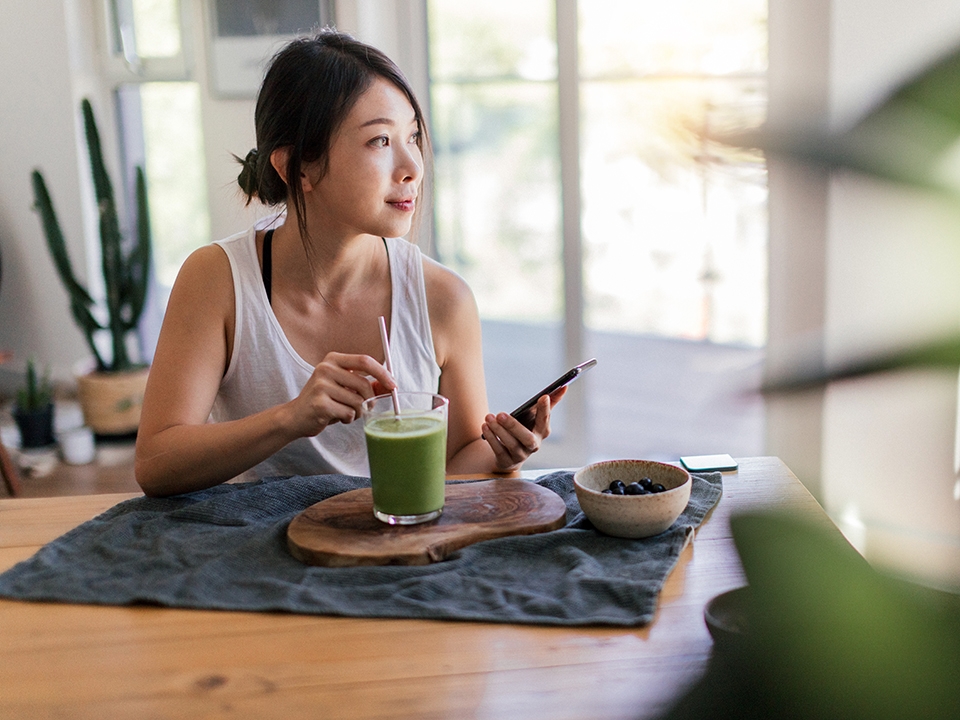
[{"xmin": 0, "ymin": 471, "xmax": 722, "ymax": 626}]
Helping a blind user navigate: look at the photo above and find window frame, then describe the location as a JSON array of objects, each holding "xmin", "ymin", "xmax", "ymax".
[{"xmin": 98, "ymin": 0, "xmax": 193, "ymax": 84}]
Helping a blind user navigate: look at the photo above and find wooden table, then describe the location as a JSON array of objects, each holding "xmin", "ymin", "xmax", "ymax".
[{"xmin": 0, "ymin": 457, "xmax": 827, "ymax": 719}]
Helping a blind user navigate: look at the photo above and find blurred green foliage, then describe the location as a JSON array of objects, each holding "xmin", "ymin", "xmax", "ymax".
[
  {"xmin": 723, "ymin": 46, "xmax": 960, "ymax": 390},
  {"xmin": 659, "ymin": 511, "xmax": 960, "ymax": 719}
]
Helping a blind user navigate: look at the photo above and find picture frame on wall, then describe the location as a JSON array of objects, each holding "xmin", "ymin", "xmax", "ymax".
[{"xmin": 206, "ymin": 0, "xmax": 334, "ymax": 98}]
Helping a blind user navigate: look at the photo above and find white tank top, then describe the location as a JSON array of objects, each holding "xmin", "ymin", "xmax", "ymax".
[{"xmin": 211, "ymin": 225, "xmax": 441, "ymax": 480}]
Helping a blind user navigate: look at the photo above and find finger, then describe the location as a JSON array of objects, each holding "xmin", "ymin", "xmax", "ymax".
[
  {"xmin": 481, "ymin": 421, "xmax": 511, "ymax": 465},
  {"xmin": 307, "ymin": 366, "xmax": 367, "ymax": 407},
  {"xmin": 370, "ymin": 379, "xmax": 392, "ymax": 396},
  {"xmin": 295, "ymin": 395, "xmax": 357, "ymax": 436},
  {"xmin": 307, "ymin": 380, "xmax": 365, "ymax": 421},
  {"xmin": 316, "ymin": 359, "xmax": 389, "ymax": 402},
  {"xmin": 498, "ymin": 412, "xmax": 541, "ymax": 454},
  {"xmin": 326, "ymin": 353, "xmax": 397, "ymax": 392},
  {"xmin": 548, "ymin": 385, "xmax": 568, "ymax": 404},
  {"xmin": 316, "ymin": 401, "xmax": 357, "ymax": 427},
  {"xmin": 533, "ymin": 395, "xmax": 553, "ymax": 439},
  {"xmin": 302, "ymin": 368, "xmax": 375, "ymax": 424},
  {"xmin": 488, "ymin": 413, "xmax": 539, "ymax": 460},
  {"xmin": 324, "ymin": 384, "xmax": 367, "ymax": 419}
]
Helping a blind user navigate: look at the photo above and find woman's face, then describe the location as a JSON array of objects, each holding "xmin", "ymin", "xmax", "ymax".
[{"xmin": 305, "ymin": 77, "xmax": 423, "ymax": 241}]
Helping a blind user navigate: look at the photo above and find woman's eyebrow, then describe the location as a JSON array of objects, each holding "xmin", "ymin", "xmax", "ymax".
[
  {"xmin": 360, "ymin": 117, "xmax": 394, "ymax": 128},
  {"xmin": 358, "ymin": 114, "xmax": 417, "ymax": 129}
]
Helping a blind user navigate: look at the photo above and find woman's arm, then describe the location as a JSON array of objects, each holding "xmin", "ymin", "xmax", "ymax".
[
  {"xmin": 423, "ymin": 258, "xmax": 559, "ymax": 474},
  {"xmin": 134, "ymin": 245, "xmax": 393, "ymax": 497},
  {"xmin": 135, "ymin": 244, "xmax": 282, "ymax": 495}
]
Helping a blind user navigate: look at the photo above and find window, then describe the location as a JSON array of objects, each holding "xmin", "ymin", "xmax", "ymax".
[
  {"xmin": 429, "ymin": 3, "xmax": 562, "ymax": 324},
  {"xmin": 428, "ymin": 0, "xmax": 767, "ymax": 464},
  {"xmin": 116, "ymin": 81, "xmax": 209, "ymax": 289},
  {"xmin": 104, "ymin": 0, "xmax": 211, "ymax": 293},
  {"xmin": 578, "ymin": 0, "xmax": 767, "ymax": 345},
  {"xmin": 99, "ymin": 0, "xmax": 211, "ymax": 358},
  {"xmin": 105, "ymin": 0, "xmax": 189, "ymax": 78}
]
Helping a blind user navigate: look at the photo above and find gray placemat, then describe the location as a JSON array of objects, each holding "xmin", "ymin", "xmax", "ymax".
[{"xmin": 0, "ymin": 471, "xmax": 722, "ymax": 626}]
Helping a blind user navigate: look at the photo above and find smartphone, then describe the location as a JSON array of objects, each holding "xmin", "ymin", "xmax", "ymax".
[
  {"xmin": 509, "ymin": 359, "xmax": 598, "ymax": 429},
  {"xmin": 680, "ymin": 453, "xmax": 739, "ymax": 472}
]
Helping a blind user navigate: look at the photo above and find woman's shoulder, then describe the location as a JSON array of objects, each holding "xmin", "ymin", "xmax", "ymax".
[
  {"xmin": 210, "ymin": 225, "xmax": 257, "ymax": 259},
  {"xmin": 178, "ymin": 224, "xmax": 258, "ymax": 283},
  {"xmin": 167, "ymin": 242, "xmax": 236, "ymax": 313},
  {"xmin": 179, "ymin": 242, "xmax": 231, "ymax": 279},
  {"xmin": 420, "ymin": 254, "xmax": 481, "ymax": 371},
  {"xmin": 422, "ymin": 254, "xmax": 475, "ymax": 313},
  {"xmin": 422, "ymin": 254, "xmax": 479, "ymax": 354}
]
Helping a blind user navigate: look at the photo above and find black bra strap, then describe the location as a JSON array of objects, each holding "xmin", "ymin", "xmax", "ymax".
[{"xmin": 262, "ymin": 229, "xmax": 274, "ymax": 305}]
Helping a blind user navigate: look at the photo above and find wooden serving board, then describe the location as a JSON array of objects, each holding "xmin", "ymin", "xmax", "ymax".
[{"xmin": 287, "ymin": 478, "xmax": 567, "ymax": 567}]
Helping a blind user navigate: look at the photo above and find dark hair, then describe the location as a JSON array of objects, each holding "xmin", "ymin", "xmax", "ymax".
[{"xmin": 236, "ymin": 28, "xmax": 429, "ymax": 244}]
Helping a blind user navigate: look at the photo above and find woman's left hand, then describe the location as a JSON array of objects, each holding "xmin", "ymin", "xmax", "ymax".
[{"xmin": 481, "ymin": 388, "xmax": 566, "ymax": 472}]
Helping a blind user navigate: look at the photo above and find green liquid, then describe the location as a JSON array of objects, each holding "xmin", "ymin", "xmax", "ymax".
[{"xmin": 365, "ymin": 414, "xmax": 447, "ymax": 517}]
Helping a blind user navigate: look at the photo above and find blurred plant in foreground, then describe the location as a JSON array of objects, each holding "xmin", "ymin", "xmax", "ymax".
[
  {"xmin": 720, "ymin": 45, "xmax": 960, "ymax": 392},
  {"xmin": 659, "ymin": 512, "xmax": 960, "ymax": 719},
  {"xmin": 655, "ymin": 45, "xmax": 960, "ymax": 720}
]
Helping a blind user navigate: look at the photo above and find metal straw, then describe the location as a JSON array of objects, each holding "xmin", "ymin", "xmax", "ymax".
[{"xmin": 378, "ymin": 315, "xmax": 402, "ymax": 415}]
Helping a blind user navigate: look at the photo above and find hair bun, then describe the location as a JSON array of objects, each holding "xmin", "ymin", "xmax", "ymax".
[{"xmin": 236, "ymin": 148, "xmax": 260, "ymax": 197}]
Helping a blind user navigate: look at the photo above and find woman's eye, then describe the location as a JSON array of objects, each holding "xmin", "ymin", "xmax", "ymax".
[
  {"xmin": 370, "ymin": 136, "xmax": 388, "ymax": 148},
  {"xmin": 409, "ymin": 130, "xmax": 421, "ymax": 145}
]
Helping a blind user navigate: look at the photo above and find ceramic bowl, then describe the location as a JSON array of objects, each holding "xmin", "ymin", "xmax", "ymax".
[
  {"xmin": 704, "ymin": 585, "xmax": 751, "ymax": 646},
  {"xmin": 573, "ymin": 459, "xmax": 691, "ymax": 538}
]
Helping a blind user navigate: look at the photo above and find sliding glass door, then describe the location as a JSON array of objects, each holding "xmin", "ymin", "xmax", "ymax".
[{"xmin": 428, "ymin": 0, "xmax": 767, "ymax": 466}]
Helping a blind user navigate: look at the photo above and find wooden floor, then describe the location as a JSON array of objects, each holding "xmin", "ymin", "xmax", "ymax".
[{"xmin": 9, "ymin": 442, "xmax": 139, "ymax": 498}]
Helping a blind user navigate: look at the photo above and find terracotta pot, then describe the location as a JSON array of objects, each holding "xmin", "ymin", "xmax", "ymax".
[{"xmin": 75, "ymin": 366, "xmax": 150, "ymax": 436}]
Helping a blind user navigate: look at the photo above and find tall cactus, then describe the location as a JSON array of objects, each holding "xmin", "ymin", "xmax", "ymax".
[{"xmin": 31, "ymin": 98, "xmax": 151, "ymax": 373}]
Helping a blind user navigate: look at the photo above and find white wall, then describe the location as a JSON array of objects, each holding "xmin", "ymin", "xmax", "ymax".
[
  {"xmin": 0, "ymin": 0, "xmax": 257, "ymax": 389},
  {"xmin": 0, "ymin": 0, "xmax": 95, "ymax": 386}
]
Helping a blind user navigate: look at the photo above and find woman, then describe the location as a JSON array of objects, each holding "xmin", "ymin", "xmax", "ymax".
[{"xmin": 135, "ymin": 29, "xmax": 563, "ymax": 498}]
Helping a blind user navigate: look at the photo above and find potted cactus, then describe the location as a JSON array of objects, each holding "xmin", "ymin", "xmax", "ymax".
[
  {"xmin": 31, "ymin": 98, "xmax": 151, "ymax": 435},
  {"xmin": 13, "ymin": 358, "xmax": 55, "ymax": 449}
]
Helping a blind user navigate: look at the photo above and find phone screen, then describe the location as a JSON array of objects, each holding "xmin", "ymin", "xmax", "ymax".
[
  {"xmin": 680, "ymin": 454, "xmax": 738, "ymax": 472},
  {"xmin": 509, "ymin": 359, "xmax": 597, "ymax": 429}
]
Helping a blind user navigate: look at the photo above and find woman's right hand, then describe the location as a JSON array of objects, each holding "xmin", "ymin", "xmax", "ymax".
[{"xmin": 289, "ymin": 352, "xmax": 397, "ymax": 437}]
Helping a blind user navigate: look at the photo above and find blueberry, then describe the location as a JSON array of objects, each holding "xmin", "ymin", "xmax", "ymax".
[
  {"xmin": 639, "ymin": 477, "xmax": 654, "ymax": 490},
  {"xmin": 601, "ymin": 489, "xmax": 613, "ymax": 494},
  {"xmin": 624, "ymin": 482, "xmax": 643, "ymax": 495},
  {"xmin": 610, "ymin": 484, "xmax": 625, "ymax": 495},
  {"xmin": 609, "ymin": 480, "xmax": 626, "ymax": 492},
  {"xmin": 651, "ymin": 483, "xmax": 666, "ymax": 493}
]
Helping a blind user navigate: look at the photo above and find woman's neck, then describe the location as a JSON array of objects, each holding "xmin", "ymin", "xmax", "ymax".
[{"xmin": 269, "ymin": 221, "xmax": 385, "ymax": 308}]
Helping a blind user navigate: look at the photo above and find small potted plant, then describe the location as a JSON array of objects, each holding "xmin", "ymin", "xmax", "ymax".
[{"xmin": 13, "ymin": 358, "xmax": 55, "ymax": 449}]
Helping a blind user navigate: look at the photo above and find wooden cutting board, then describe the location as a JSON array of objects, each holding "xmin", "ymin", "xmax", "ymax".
[{"xmin": 287, "ymin": 478, "xmax": 567, "ymax": 567}]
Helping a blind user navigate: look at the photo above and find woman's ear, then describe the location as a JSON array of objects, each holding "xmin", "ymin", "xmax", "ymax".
[
  {"xmin": 298, "ymin": 162, "xmax": 322, "ymax": 193},
  {"xmin": 269, "ymin": 147, "xmax": 291, "ymax": 185},
  {"xmin": 272, "ymin": 147, "xmax": 320, "ymax": 193}
]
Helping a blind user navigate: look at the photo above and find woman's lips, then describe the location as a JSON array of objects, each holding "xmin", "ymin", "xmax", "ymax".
[{"xmin": 387, "ymin": 198, "xmax": 416, "ymax": 212}]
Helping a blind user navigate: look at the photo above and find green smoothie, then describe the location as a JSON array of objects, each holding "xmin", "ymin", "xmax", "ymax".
[{"xmin": 365, "ymin": 414, "xmax": 447, "ymax": 520}]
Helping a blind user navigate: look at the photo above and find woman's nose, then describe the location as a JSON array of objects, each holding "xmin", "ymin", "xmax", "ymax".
[{"xmin": 396, "ymin": 144, "xmax": 422, "ymax": 183}]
